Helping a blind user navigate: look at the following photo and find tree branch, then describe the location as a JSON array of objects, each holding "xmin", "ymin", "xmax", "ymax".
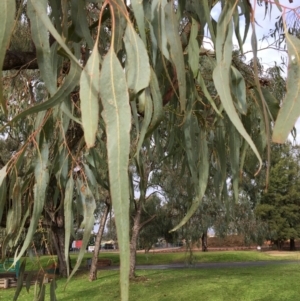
[
  {"xmin": 138, "ymin": 214, "xmax": 157, "ymax": 231},
  {"xmin": 3, "ymin": 50, "xmax": 38, "ymax": 70}
]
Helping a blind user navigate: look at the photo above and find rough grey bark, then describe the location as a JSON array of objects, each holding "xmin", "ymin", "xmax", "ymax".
[
  {"xmin": 290, "ymin": 238, "xmax": 295, "ymax": 251},
  {"xmin": 129, "ymin": 203, "xmax": 142, "ymax": 279},
  {"xmin": 3, "ymin": 50, "xmax": 38, "ymax": 70},
  {"xmin": 50, "ymin": 225, "xmax": 68, "ymax": 277},
  {"xmin": 89, "ymin": 201, "xmax": 110, "ymax": 281},
  {"xmin": 201, "ymin": 231, "xmax": 208, "ymax": 252},
  {"xmin": 48, "ymin": 205, "xmax": 70, "ymax": 278},
  {"xmin": 129, "ymin": 201, "xmax": 156, "ymax": 279}
]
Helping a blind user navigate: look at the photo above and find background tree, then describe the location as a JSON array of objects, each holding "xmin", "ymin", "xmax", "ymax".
[{"xmin": 255, "ymin": 143, "xmax": 300, "ymax": 250}]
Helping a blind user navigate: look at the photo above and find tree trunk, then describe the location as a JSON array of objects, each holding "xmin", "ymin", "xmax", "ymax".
[
  {"xmin": 201, "ymin": 231, "xmax": 208, "ymax": 252},
  {"xmin": 47, "ymin": 205, "xmax": 71, "ymax": 278},
  {"xmin": 129, "ymin": 204, "xmax": 142, "ymax": 279},
  {"xmin": 129, "ymin": 202, "xmax": 156, "ymax": 279},
  {"xmin": 290, "ymin": 238, "xmax": 295, "ymax": 251},
  {"xmin": 89, "ymin": 202, "xmax": 110, "ymax": 281},
  {"xmin": 51, "ymin": 225, "xmax": 69, "ymax": 277}
]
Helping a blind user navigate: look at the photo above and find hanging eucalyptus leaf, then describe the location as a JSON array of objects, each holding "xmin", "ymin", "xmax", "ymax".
[
  {"xmin": 27, "ymin": 0, "xmax": 57, "ymax": 96},
  {"xmin": 273, "ymin": 34, "xmax": 300, "ymax": 143},
  {"xmin": 213, "ymin": 2, "xmax": 262, "ymax": 173},
  {"xmin": 164, "ymin": 2, "xmax": 186, "ymax": 111},
  {"xmin": 80, "ymin": 43, "xmax": 100, "ymax": 148},
  {"xmin": 0, "ymin": 0, "xmax": 15, "ymax": 114},
  {"xmin": 124, "ymin": 23, "xmax": 150, "ymax": 94},
  {"xmin": 14, "ymin": 142, "xmax": 49, "ymax": 264},
  {"xmin": 99, "ymin": 48, "xmax": 131, "ymax": 301},
  {"xmin": 64, "ymin": 176, "xmax": 74, "ymax": 277}
]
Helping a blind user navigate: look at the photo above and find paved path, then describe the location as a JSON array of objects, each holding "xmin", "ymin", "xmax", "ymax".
[{"xmin": 102, "ymin": 260, "xmax": 299, "ymax": 271}]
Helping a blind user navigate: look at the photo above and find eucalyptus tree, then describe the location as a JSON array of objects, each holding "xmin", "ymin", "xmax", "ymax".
[
  {"xmin": 0, "ymin": 1, "xmax": 299, "ymax": 300},
  {"xmin": 89, "ymin": 194, "xmax": 110, "ymax": 281},
  {"xmin": 128, "ymin": 148, "xmax": 164, "ymax": 278}
]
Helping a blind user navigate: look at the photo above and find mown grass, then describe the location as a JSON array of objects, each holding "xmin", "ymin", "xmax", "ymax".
[
  {"xmin": 22, "ymin": 250, "xmax": 300, "ymax": 271},
  {"xmin": 2, "ymin": 262, "xmax": 300, "ymax": 301},
  {"xmin": 83, "ymin": 250, "xmax": 300, "ymax": 266},
  {"xmin": 133, "ymin": 250, "xmax": 300, "ymax": 265}
]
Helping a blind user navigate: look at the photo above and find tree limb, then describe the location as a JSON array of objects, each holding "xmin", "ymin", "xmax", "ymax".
[
  {"xmin": 3, "ymin": 50, "xmax": 38, "ymax": 70},
  {"xmin": 138, "ymin": 214, "xmax": 157, "ymax": 231}
]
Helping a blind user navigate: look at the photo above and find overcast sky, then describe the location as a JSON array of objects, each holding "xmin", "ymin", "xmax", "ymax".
[{"xmin": 209, "ymin": 0, "xmax": 300, "ymax": 143}]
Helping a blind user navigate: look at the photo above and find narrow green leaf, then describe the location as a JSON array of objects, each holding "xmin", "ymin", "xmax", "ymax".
[
  {"xmin": 229, "ymin": 121, "xmax": 240, "ymax": 203},
  {"xmin": 48, "ymin": 0, "xmax": 62, "ymax": 34},
  {"xmin": 131, "ymin": 0, "xmax": 147, "ymax": 45},
  {"xmin": 0, "ymin": 164, "xmax": 7, "ymax": 223},
  {"xmin": 13, "ymin": 207, "xmax": 30, "ymax": 248},
  {"xmin": 112, "ymin": 1, "xmax": 127, "ymax": 53},
  {"xmin": 25, "ymin": 271, "xmax": 33, "ymax": 292},
  {"xmin": 30, "ymin": 0, "xmax": 81, "ymax": 66},
  {"xmin": 187, "ymin": 18, "xmax": 200, "ymax": 78},
  {"xmin": 274, "ymin": 0, "xmax": 282, "ymax": 12},
  {"xmin": 68, "ymin": 184, "xmax": 95, "ymax": 281},
  {"xmin": 56, "ymin": 145, "xmax": 69, "ymax": 187},
  {"xmin": 61, "ymin": 101, "xmax": 82, "ymax": 125},
  {"xmin": 6, "ymin": 177, "xmax": 22, "ymax": 238},
  {"xmin": 273, "ymin": 34, "xmax": 300, "ymax": 143},
  {"xmin": 130, "ymin": 99, "xmax": 140, "ymax": 135},
  {"xmin": 232, "ymin": 7, "xmax": 243, "ymax": 54},
  {"xmin": 183, "ymin": 97, "xmax": 198, "ymax": 186},
  {"xmin": 80, "ymin": 43, "xmax": 100, "ymax": 148},
  {"xmin": 230, "ymin": 66, "xmax": 247, "ymax": 114},
  {"xmin": 0, "ymin": 0, "xmax": 15, "ymax": 114},
  {"xmin": 135, "ymin": 89, "xmax": 152, "ymax": 160},
  {"xmin": 197, "ymin": 72, "xmax": 222, "ymax": 116},
  {"xmin": 240, "ymin": 0, "xmax": 251, "ymax": 44},
  {"xmin": 124, "ymin": 24, "xmax": 151, "ymax": 94},
  {"xmin": 164, "ymin": 2, "xmax": 186, "ymax": 111},
  {"xmin": 28, "ymin": 0, "xmax": 57, "ymax": 96},
  {"xmin": 260, "ymin": 87, "xmax": 280, "ymax": 121},
  {"xmin": 13, "ymin": 259, "xmax": 26, "ymax": 301},
  {"xmin": 99, "ymin": 49, "xmax": 131, "ymax": 301},
  {"xmin": 71, "ymin": 0, "xmax": 94, "ymax": 49},
  {"xmin": 151, "ymin": 0, "xmax": 169, "ymax": 65},
  {"xmin": 146, "ymin": 69, "xmax": 164, "ymax": 136},
  {"xmin": 37, "ymin": 283, "xmax": 46, "ymax": 301},
  {"xmin": 64, "ymin": 177, "xmax": 74, "ymax": 277},
  {"xmin": 202, "ymin": 1, "xmax": 215, "ymax": 44},
  {"xmin": 239, "ymin": 139, "xmax": 249, "ymax": 175},
  {"xmin": 171, "ymin": 129, "xmax": 209, "ymax": 231},
  {"xmin": 50, "ymin": 278, "xmax": 57, "ymax": 301},
  {"xmin": 5, "ymin": 61, "xmax": 81, "ymax": 127},
  {"xmin": 83, "ymin": 163, "xmax": 99, "ymax": 199},
  {"xmin": 186, "ymin": 0, "xmax": 204, "ymax": 25},
  {"xmin": 212, "ymin": 2, "xmax": 262, "ymax": 171},
  {"xmin": 14, "ymin": 142, "xmax": 49, "ymax": 264}
]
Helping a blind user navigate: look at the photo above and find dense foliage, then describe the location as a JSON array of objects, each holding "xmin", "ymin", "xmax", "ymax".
[{"xmin": 256, "ymin": 143, "xmax": 300, "ymax": 250}]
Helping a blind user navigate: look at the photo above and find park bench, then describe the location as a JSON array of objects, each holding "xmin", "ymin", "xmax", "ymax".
[
  {"xmin": 0, "ymin": 272, "xmax": 51, "ymax": 289},
  {"xmin": 0, "ymin": 259, "xmax": 20, "ymax": 278}
]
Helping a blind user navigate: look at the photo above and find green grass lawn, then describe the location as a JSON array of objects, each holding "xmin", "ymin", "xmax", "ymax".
[
  {"xmin": 2, "ymin": 263, "xmax": 300, "ymax": 301},
  {"xmin": 84, "ymin": 250, "xmax": 300, "ymax": 266},
  {"xmin": 22, "ymin": 250, "xmax": 300, "ymax": 271},
  {"xmin": 1, "ymin": 251, "xmax": 300, "ymax": 301}
]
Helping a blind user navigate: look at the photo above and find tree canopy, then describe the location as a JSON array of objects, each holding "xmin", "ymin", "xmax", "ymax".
[
  {"xmin": 256, "ymin": 143, "xmax": 300, "ymax": 250},
  {"xmin": 0, "ymin": 1, "xmax": 299, "ymax": 300}
]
